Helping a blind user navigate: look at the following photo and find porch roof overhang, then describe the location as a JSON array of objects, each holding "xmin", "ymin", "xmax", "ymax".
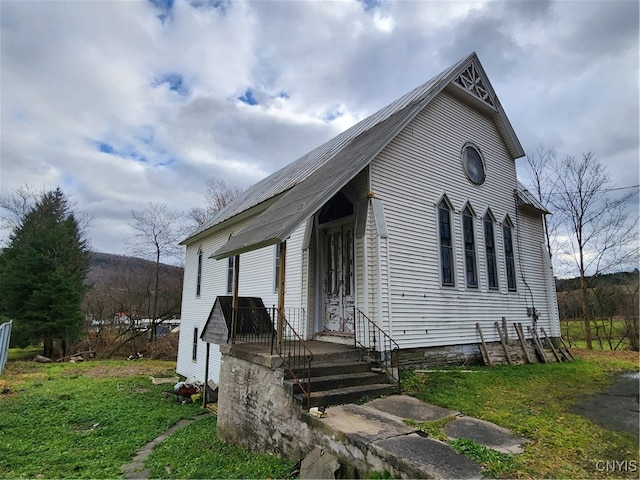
[
  {"xmin": 516, "ymin": 181, "xmax": 550, "ymax": 215},
  {"xmin": 212, "ymin": 101, "xmax": 425, "ymax": 260}
]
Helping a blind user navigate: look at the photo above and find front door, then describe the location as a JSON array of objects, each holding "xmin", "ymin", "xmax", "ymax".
[{"xmin": 323, "ymin": 224, "xmax": 355, "ymax": 334}]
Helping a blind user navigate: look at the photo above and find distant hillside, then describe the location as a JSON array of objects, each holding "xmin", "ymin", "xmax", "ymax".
[
  {"xmin": 556, "ymin": 270, "xmax": 639, "ymax": 292},
  {"xmin": 86, "ymin": 252, "xmax": 183, "ymax": 285}
]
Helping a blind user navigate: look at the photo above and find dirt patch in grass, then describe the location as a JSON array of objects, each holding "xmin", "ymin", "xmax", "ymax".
[{"xmin": 572, "ymin": 349, "xmax": 639, "ymax": 365}]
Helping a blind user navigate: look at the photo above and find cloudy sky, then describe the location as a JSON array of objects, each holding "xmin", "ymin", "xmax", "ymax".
[{"xmin": 1, "ymin": 0, "xmax": 638, "ymax": 262}]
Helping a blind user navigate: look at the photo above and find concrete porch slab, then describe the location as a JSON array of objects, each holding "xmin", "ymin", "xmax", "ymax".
[
  {"xmin": 370, "ymin": 433, "xmax": 483, "ymax": 479},
  {"xmin": 307, "ymin": 403, "xmax": 416, "ymax": 448},
  {"xmin": 443, "ymin": 416, "xmax": 531, "ymax": 454},
  {"xmin": 367, "ymin": 395, "xmax": 458, "ymax": 422}
]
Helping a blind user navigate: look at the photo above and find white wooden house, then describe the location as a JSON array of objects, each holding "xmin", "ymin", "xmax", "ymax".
[{"xmin": 176, "ymin": 52, "xmax": 559, "ymax": 384}]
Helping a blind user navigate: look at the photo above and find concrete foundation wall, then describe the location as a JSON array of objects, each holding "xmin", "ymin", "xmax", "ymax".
[
  {"xmin": 215, "ymin": 346, "xmax": 419, "ymax": 477},
  {"xmin": 216, "ymin": 346, "xmax": 316, "ymax": 461},
  {"xmin": 397, "ymin": 343, "xmax": 483, "ymax": 368}
]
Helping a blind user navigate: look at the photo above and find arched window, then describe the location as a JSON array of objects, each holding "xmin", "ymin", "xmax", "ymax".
[
  {"xmin": 192, "ymin": 327, "xmax": 198, "ymax": 361},
  {"xmin": 438, "ymin": 198, "xmax": 454, "ymax": 287},
  {"xmin": 227, "ymin": 256, "xmax": 235, "ymax": 294},
  {"xmin": 196, "ymin": 247, "xmax": 203, "ymax": 297},
  {"xmin": 462, "ymin": 205, "xmax": 477, "ymax": 288},
  {"xmin": 503, "ymin": 216, "xmax": 517, "ymax": 291},
  {"xmin": 274, "ymin": 243, "xmax": 282, "ymax": 292},
  {"xmin": 483, "ymin": 212, "xmax": 498, "ymax": 290}
]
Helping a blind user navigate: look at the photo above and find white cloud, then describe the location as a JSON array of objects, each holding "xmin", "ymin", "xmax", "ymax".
[{"xmin": 1, "ymin": 0, "xmax": 637, "ymax": 265}]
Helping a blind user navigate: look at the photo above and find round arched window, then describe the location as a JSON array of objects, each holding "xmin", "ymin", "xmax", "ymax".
[{"xmin": 461, "ymin": 144, "xmax": 486, "ymax": 185}]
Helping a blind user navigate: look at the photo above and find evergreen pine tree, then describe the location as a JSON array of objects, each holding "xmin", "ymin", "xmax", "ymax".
[{"xmin": 0, "ymin": 188, "xmax": 90, "ymax": 357}]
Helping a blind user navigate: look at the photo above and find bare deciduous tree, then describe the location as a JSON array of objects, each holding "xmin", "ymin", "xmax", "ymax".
[
  {"xmin": 0, "ymin": 184, "xmax": 38, "ymax": 232},
  {"xmin": 188, "ymin": 179, "xmax": 243, "ymax": 227},
  {"xmin": 126, "ymin": 201, "xmax": 184, "ymax": 340},
  {"xmin": 551, "ymin": 152, "xmax": 638, "ymax": 349},
  {"xmin": 524, "ymin": 145, "xmax": 563, "ymax": 259},
  {"xmin": 1, "ymin": 184, "xmax": 92, "ymax": 250}
]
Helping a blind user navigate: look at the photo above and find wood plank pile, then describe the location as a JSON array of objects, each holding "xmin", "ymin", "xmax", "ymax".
[{"xmin": 476, "ymin": 318, "xmax": 573, "ymax": 366}]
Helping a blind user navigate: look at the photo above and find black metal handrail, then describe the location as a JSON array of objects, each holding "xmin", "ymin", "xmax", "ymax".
[
  {"xmin": 354, "ymin": 307, "xmax": 401, "ymax": 393},
  {"xmin": 230, "ymin": 305, "xmax": 313, "ymax": 409},
  {"xmin": 276, "ymin": 308, "xmax": 313, "ymax": 410}
]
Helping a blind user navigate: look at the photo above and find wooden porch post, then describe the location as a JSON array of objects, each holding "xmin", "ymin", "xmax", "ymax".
[
  {"xmin": 277, "ymin": 241, "xmax": 286, "ymax": 354},
  {"xmin": 203, "ymin": 342, "xmax": 210, "ymax": 407},
  {"xmin": 230, "ymin": 254, "xmax": 240, "ymax": 344}
]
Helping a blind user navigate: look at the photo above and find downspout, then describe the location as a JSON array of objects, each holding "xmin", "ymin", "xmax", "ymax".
[{"xmin": 513, "ymin": 190, "xmax": 536, "ymax": 325}]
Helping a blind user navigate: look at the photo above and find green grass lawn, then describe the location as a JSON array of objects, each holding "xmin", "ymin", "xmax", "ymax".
[
  {"xmin": 144, "ymin": 415, "xmax": 293, "ymax": 479},
  {"xmin": 7, "ymin": 345, "xmax": 42, "ymax": 361},
  {"xmin": 1, "ymin": 351, "xmax": 637, "ymax": 479},
  {"xmin": 402, "ymin": 349, "xmax": 639, "ymax": 479},
  {"xmin": 562, "ymin": 319, "xmax": 633, "ymax": 350},
  {"xmin": 0, "ymin": 359, "xmax": 293, "ymax": 479}
]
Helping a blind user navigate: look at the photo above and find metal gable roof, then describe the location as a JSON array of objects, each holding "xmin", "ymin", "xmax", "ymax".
[
  {"xmin": 212, "ymin": 101, "xmax": 425, "ymax": 259},
  {"xmin": 183, "ymin": 52, "xmax": 525, "ymax": 257}
]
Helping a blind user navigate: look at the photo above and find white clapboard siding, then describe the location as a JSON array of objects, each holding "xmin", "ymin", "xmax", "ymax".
[
  {"xmin": 177, "ymin": 219, "xmax": 306, "ymax": 382},
  {"xmin": 368, "ymin": 90, "xmax": 554, "ymax": 349},
  {"xmin": 177, "ymin": 227, "xmax": 233, "ymax": 382}
]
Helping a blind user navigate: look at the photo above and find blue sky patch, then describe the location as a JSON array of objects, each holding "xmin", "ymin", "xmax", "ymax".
[
  {"xmin": 93, "ymin": 140, "xmax": 147, "ymax": 164},
  {"xmin": 189, "ymin": 0, "xmax": 231, "ymax": 14},
  {"xmin": 153, "ymin": 73, "xmax": 189, "ymax": 96},
  {"xmin": 127, "ymin": 149, "xmax": 148, "ymax": 163},
  {"xmin": 96, "ymin": 141, "xmax": 115, "ymax": 154},
  {"xmin": 358, "ymin": 0, "xmax": 381, "ymax": 12},
  {"xmin": 323, "ymin": 108, "xmax": 344, "ymax": 122},
  {"xmin": 148, "ymin": 0, "xmax": 174, "ymax": 22},
  {"xmin": 238, "ymin": 88, "xmax": 258, "ymax": 106},
  {"xmin": 189, "ymin": 0, "xmax": 230, "ymax": 14}
]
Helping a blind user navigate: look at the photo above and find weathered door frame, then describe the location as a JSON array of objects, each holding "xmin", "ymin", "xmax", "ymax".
[{"xmin": 317, "ymin": 219, "xmax": 356, "ymax": 334}]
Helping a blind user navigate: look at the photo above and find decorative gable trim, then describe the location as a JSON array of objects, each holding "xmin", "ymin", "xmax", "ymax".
[{"xmin": 453, "ymin": 63, "xmax": 495, "ymax": 107}]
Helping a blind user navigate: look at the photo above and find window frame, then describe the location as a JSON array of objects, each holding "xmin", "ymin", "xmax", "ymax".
[
  {"xmin": 192, "ymin": 327, "xmax": 198, "ymax": 361},
  {"xmin": 226, "ymin": 256, "xmax": 234, "ymax": 294},
  {"xmin": 274, "ymin": 244, "xmax": 281, "ymax": 292},
  {"xmin": 502, "ymin": 217, "xmax": 517, "ymax": 291},
  {"xmin": 438, "ymin": 198, "xmax": 455, "ymax": 287},
  {"xmin": 461, "ymin": 143, "xmax": 486, "ymax": 186},
  {"xmin": 483, "ymin": 212, "xmax": 499, "ymax": 290},
  {"xmin": 196, "ymin": 247, "xmax": 203, "ymax": 297},
  {"xmin": 462, "ymin": 205, "xmax": 478, "ymax": 288}
]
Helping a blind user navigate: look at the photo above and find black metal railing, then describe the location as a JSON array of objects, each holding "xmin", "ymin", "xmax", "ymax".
[
  {"xmin": 230, "ymin": 305, "xmax": 277, "ymax": 350},
  {"xmin": 277, "ymin": 309, "xmax": 313, "ymax": 410},
  {"xmin": 229, "ymin": 305, "xmax": 313, "ymax": 409},
  {"xmin": 354, "ymin": 307, "xmax": 401, "ymax": 393}
]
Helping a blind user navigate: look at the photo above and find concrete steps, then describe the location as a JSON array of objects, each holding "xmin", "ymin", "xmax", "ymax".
[
  {"xmin": 295, "ymin": 383, "xmax": 396, "ymax": 408},
  {"xmin": 284, "ymin": 354, "xmax": 396, "ymax": 408},
  {"xmin": 284, "ymin": 371, "xmax": 389, "ymax": 395}
]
